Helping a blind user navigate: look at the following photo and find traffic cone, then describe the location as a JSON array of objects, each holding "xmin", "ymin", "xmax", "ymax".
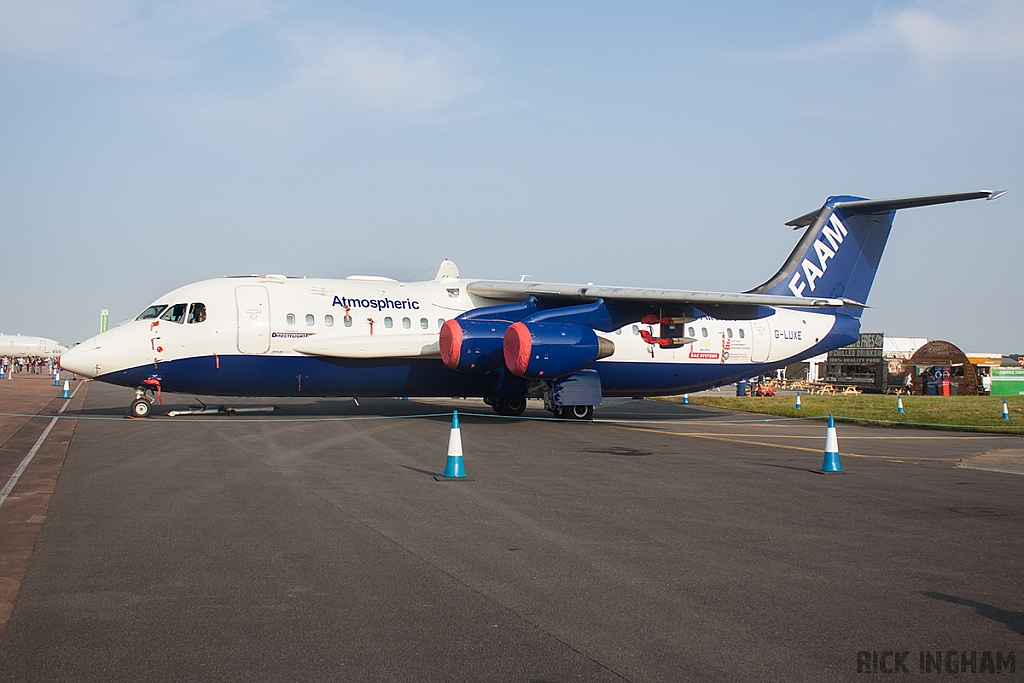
[
  {"xmin": 61, "ymin": 378, "xmax": 70, "ymax": 399},
  {"xmin": 795, "ymin": 392, "xmax": 802, "ymax": 410},
  {"xmin": 442, "ymin": 410, "xmax": 466, "ymax": 478},
  {"xmin": 897, "ymin": 395, "xmax": 904, "ymax": 414},
  {"xmin": 682, "ymin": 394, "xmax": 689, "ymax": 404},
  {"xmin": 820, "ymin": 414, "xmax": 842, "ymax": 473},
  {"xmin": 54, "ymin": 370, "xmax": 61, "ymax": 386},
  {"xmin": 1002, "ymin": 399, "xmax": 1010, "ymax": 420}
]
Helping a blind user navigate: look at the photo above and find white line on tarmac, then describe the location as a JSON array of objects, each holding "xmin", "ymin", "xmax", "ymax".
[{"xmin": 0, "ymin": 382, "xmax": 82, "ymax": 508}]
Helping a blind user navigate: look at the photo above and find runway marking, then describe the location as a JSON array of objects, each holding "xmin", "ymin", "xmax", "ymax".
[
  {"xmin": 0, "ymin": 382, "xmax": 81, "ymax": 508},
  {"xmin": 608, "ymin": 425, "xmax": 962, "ymax": 462}
]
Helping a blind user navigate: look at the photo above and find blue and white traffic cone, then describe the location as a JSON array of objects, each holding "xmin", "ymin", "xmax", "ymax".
[
  {"xmin": 820, "ymin": 414, "xmax": 842, "ymax": 473},
  {"xmin": 442, "ymin": 410, "xmax": 466, "ymax": 478},
  {"xmin": 54, "ymin": 370, "xmax": 61, "ymax": 386},
  {"xmin": 897, "ymin": 395, "xmax": 904, "ymax": 414},
  {"xmin": 1002, "ymin": 399, "xmax": 1010, "ymax": 420},
  {"xmin": 61, "ymin": 378, "xmax": 70, "ymax": 399},
  {"xmin": 795, "ymin": 392, "xmax": 802, "ymax": 410},
  {"xmin": 682, "ymin": 394, "xmax": 689, "ymax": 404}
]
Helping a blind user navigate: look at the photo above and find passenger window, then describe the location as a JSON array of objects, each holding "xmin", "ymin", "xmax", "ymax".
[
  {"xmin": 726, "ymin": 328, "xmax": 733, "ymax": 338},
  {"xmin": 384, "ymin": 317, "xmax": 393, "ymax": 329},
  {"xmin": 136, "ymin": 305, "xmax": 167, "ymax": 321},
  {"xmin": 186, "ymin": 303, "xmax": 207, "ymax": 324},
  {"xmin": 325, "ymin": 315, "xmax": 334, "ymax": 327},
  {"xmin": 615, "ymin": 328, "xmax": 622, "ymax": 335},
  {"xmin": 286, "ymin": 313, "xmax": 295, "ymax": 326},
  {"xmin": 739, "ymin": 328, "xmax": 745, "ymax": 339},
  {"xmin": 688, "ymin": 326, "xmax": 695, "ymax": 337},
  {"xmin": 437, "ymin": 319, "xmax": 445, "ymax": 329},
  {"xmin": 160, "ymin": 303, "xmax": 188, "ymax": 324},
  {"xmin": 402, "ymin": 317, "xmax": 411, "ymax": 329},
  {"xmin": 701, "ymin": 327, "xmax": 708, "ymax": 338},
  {"xmin": 344, "ymin": 316, "xmax": 353, "ymax": 328},
  {"xmin": 631, "ymin": 325, "xmax": 639, "ymax": 335},
  {"xmin": 420, "ymin": 318, "xmax": 428, "ymax": 329},
  {"xmin": 305, "ymin": 314, "xmax": 314, "ymax": 326}
]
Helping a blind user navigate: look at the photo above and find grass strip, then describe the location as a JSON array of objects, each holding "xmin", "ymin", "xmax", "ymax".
[{"xmin": 681, "ymin": 395, "xmax": 1024, "ymax": 434}]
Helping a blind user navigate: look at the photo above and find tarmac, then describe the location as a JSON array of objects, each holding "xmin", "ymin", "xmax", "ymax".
[{"xmin": 0, "ymin": 377, "xmax": 1022, "ymax": 682}]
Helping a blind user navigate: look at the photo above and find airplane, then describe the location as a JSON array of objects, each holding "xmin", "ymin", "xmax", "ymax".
[
  {"xmin": 59, "ymin": 190, "xmax": 1004, "ymax": 419},
  {"xmin": 0, "ymin": 333, "xmax": 67, "ymax": 358}
]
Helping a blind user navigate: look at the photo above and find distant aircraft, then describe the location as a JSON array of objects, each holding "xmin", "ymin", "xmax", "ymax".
[
  {"xmin": 60, "ymin": 191, "xmax": 1004, "ymax": 419},
  {"xmin": 0, "ymin": 333, "xmax": 67, "ymax": 358}
]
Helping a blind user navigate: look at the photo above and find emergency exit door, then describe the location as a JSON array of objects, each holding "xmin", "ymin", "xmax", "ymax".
[{"xmin": 236, "ymin": 286, "xmax": 271, "ymax": 354}]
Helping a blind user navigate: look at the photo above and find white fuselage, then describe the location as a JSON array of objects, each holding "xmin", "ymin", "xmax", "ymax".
[
  {"xmin": 61, "ymin": 274, "xmax": 840, "ymax": 398},
  {"xmin": 0, "ymin": 333, "xmax": 67, "ymax": 358}
]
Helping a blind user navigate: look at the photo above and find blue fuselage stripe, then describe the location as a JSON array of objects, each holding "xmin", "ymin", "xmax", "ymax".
[{"xmin": 97, "ymin": 316, "xmax": 859, "ymax": 399}]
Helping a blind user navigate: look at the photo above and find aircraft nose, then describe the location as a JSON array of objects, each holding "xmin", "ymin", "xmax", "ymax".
[{"xmin": 59, "ymin": 338, "xmax": 102, "ymax": 378}]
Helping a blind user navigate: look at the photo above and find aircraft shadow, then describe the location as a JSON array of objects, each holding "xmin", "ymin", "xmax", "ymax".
[{"xmin": 921, "ymin": 592, "xmax": 1024, "ymax": 636}]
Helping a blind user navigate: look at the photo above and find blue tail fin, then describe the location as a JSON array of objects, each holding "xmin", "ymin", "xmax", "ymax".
[{"xmin": 749, "ymin": 191, "xmax": 1002, "ymax": 314}]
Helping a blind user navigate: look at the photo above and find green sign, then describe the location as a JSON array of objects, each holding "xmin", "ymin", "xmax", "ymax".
[
  {"xmin": 991, "ymin": 368, "xmax": 1024, "ymax": 397},
  {"xmin": 100, "ymin": 308, "xmax": 109, "ymax": 333}
]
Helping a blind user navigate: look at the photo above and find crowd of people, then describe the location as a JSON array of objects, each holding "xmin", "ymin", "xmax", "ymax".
[{"xmin": 0, "ymin": 356, "xmax": 59, "ymax": 377}]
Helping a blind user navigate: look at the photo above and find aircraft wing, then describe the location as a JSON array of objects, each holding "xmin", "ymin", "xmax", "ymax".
[{"xmin": 465, "ymin": 281, "xmax": 860, "ymax": 310}]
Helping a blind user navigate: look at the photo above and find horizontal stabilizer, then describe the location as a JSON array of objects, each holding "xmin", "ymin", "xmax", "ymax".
[{"xmin": 786, "ymin": 190, "xmax": 1005, "ymax": 228}]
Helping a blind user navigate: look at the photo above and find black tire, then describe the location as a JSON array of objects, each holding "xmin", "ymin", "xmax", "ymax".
[
  {"xmin": 493, "ymin": 397, "xmax": 527, "ymax": 417},
  {"xmin": 129, "ymin": 398, "xmax": 152, "ymax": 418},
  {"xmin": 566, "ymin": 405, "xmax": 594, "ymax": 420}
]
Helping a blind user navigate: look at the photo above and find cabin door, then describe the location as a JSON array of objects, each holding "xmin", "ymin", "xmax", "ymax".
[
  {"xmin": 750, "ymin": 319, "xmax": 772, "ymax": 363},
  {"xmin": 236, "ymin": 286, "xmax": 271, "ymax": 354}
]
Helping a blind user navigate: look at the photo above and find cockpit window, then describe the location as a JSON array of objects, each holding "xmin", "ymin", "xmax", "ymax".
[
  {"xmin": 159, "ymin": 303, "xmax": 188, "ymax": 324},
  {"xmin": 187, "ymin": 303, "xmax": 207, "ymax": 324},
  {"xmin": 136, "ymin": 305, "xmax": 167, "ymax": 321}
]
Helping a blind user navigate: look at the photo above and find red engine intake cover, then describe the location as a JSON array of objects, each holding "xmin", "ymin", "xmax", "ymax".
[
  {"xmin": 439, "ymin": 319, "xmax": 463, "ymax": 370},
  {"xmin": 503, "ymin": 322, "xmax": 533, "ymax": 376}
]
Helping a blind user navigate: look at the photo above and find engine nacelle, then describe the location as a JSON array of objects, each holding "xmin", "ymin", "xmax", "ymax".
[
  {"xmin": 503, "ymin": 322, "xmax": 615, "ymax": 379},
  {"xmin": 440, "ymin": 319, "xmax": 509, "ymax": 372}
]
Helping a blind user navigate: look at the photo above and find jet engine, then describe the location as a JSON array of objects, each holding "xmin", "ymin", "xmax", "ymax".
[
  {"xmin": 439, "ymin": 319, "xmax": 508, "ymax": 372},
  {"xmin": 503, "ymin": 322, "xmax": 615, "ymax": 379}
]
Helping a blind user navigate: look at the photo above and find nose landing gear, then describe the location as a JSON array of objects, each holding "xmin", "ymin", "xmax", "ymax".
[
  {"xmin": 129, "ymin": 396, "xmax": 153, "ymax": 418},
  {"xmin": 127, "ymin": 376, "xmax": 162, "ymax": 418}
]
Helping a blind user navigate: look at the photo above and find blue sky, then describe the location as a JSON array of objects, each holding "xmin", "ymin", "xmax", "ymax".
[{"xmin": 1, "ymin": 1, "xmax": 1021, "ymax": 352}]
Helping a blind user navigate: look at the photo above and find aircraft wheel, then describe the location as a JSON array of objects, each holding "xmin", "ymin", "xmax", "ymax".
[
  {"xmin": 129, "ymin": 398, "xmax": 152, "ymax": 419},
  {"xmin": 566, "ymin": 405, "xmax": 594, "ymax": 420},
  {"xmin": 503, "ymin": 398, "xmax": 527, "ymax": 416},
  {"xmin": 493, "ymin": 398, "xmax": 527, "ymax": 417}
]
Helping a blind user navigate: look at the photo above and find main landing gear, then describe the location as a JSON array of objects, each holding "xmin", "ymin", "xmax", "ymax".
[
  {"xmin": 550, "ymin": 404, "xmax": 594, "ymax": 420},
  {"xmin": 488, "ymin": 397, "xmax": 528, "ymax": 417},
  {"xmin": 485, "ymin": 396, "xmax": 593, "ymax": 420}
]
